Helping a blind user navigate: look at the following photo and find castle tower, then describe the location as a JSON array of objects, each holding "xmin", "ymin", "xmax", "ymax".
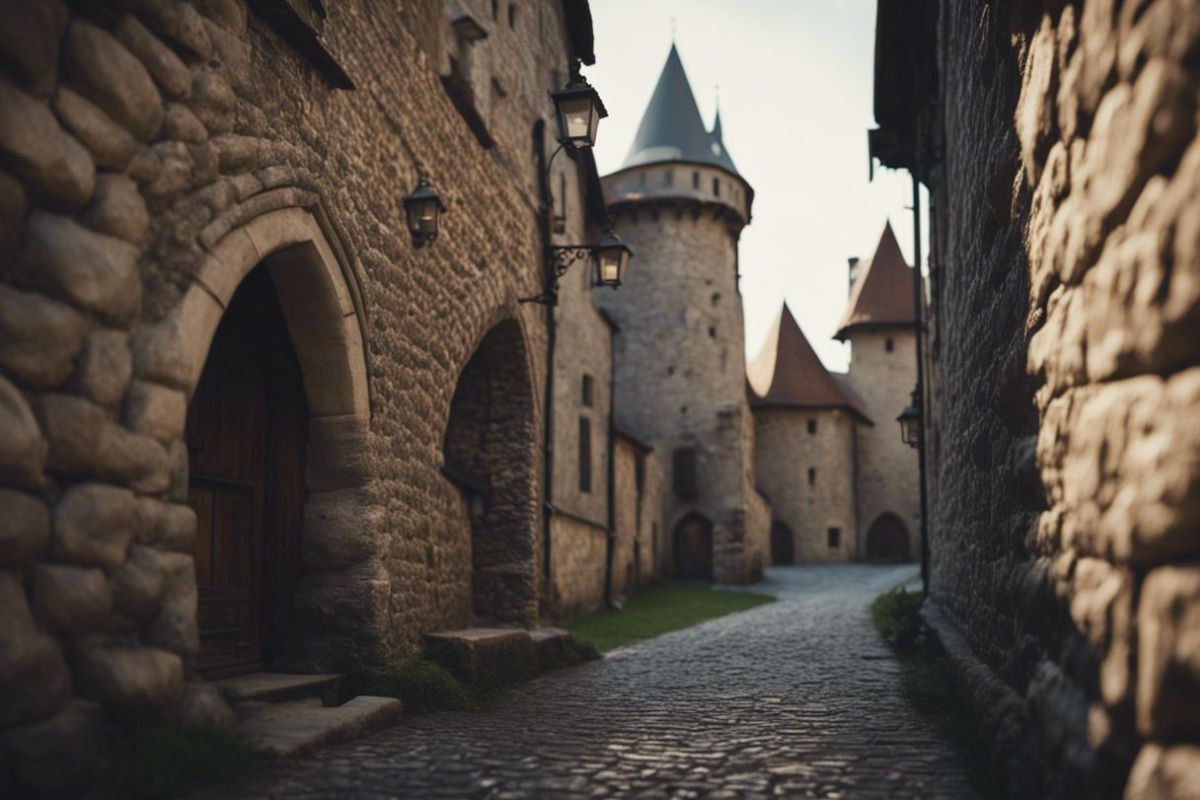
[
  {"xmin": 596, "ymin": 45, "xmax": 766, "ymax": 583},
  {"xmin": 836, "ymin": 223, "xmax": 920, "ymax": 560}
]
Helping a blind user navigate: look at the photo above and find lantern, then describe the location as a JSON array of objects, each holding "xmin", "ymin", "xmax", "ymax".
[
  {"xmin": 593, "ymin": 230, "xmax": 632, "ymax": 289},
  {"xmin": 550, "ymin": 65, "xmax": 607, "ymax": 150},
  {"xmin": 897, "ymin": 389, "xmax": 921, "ymax": 449},
  {"xmin": 403, "ymin": 179, "xmax": 447, "ymax": 248}
]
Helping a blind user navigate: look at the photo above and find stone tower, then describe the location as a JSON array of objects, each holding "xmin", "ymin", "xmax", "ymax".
[
  {"xmin": 836, "ymin": 223, "xmax": 919, "ymax": 560},
  {"xmin": 596, "ymin": 45, "xmax": 767, "ymax": 583}
]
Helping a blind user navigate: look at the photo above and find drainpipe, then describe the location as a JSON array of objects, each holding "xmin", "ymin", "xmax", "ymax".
[
  {"xmin": 535, "ymin": 123, "xmax": 556, "ymax": 595},
  {"xmin": 911, "ymin": 170, "xmax": 930, "ymax": 596},
  {"xmin": 603, "ymin": 316, "xmax": 617, "ymax": 608}
]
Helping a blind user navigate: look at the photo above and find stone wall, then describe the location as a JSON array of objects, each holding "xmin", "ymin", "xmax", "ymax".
[
  {"xmin": 547, "ymin": 514, "xmax": 606, "ymax": 617},
  {"xmin": 0, "ymin": 0, "xmax": 597, "ymax": 793},
  {"xmin": 924, "ymin": 1, "xmax": 1200, "ymax": 797}
]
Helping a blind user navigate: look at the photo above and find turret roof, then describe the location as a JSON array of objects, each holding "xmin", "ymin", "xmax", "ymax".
[
  {"xmin": 622, "ymin": 45, "xmax": 739, "ymax": 174},
  {"xmin": 748, "ymin": 304, "xmax": 872, "ymax": 424},
  {"xmin": 834, "ymin": 222, "xmax": 915, "ymax": 340}
]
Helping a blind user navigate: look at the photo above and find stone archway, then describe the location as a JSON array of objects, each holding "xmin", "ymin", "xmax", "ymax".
[
  {"xmin": 442, "ymin": 318, "xmax": 539, "ymax": 625},
  {"xmin": 866, "ymin": 513, "xmax": 910, "ymax": 562},
  {"xmin": 158, "ymin": 207, "xmax": 387, "ymax": 671},
  {"xmin": 770, "ymin": 520, "xmax": 795, "ymax": 565},
  {"xmin": 673, "ymin": 512, "xmax": 714, "ymax": 580}
]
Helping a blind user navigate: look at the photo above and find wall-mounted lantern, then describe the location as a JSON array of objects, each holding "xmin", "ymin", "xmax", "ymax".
[
  {"xmin": 520, "ymin": 229, "xmax": 633, "ymax": 306},
  {"xmin": 550, "ymin": 60, "xmax": 608, "ymax": 150},
  {"xmin": 594, "ymin": 230, "xmax": 631, "ymax": 288},
  {"xmin": 403, "ymin": 178, "xmax": 447, "ymax": 248},
  {"xmin": 897, "ymin": 388, "xmax": 921, "ymax": 449}
]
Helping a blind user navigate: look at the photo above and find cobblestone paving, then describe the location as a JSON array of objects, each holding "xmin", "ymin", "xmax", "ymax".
[{"xmin": 212, "ymin": 565, "xmax": 979, "ymax": 799}]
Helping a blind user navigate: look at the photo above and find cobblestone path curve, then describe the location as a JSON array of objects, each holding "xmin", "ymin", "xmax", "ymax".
[{"xmin": 212, "ymin": 565, "xmax": 979, "ymax": 799}]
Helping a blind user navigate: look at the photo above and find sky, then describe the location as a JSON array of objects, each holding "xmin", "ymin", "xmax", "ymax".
[{"xmin": 587, "ymin": 0, "xmax": 926, "ymax": 372}]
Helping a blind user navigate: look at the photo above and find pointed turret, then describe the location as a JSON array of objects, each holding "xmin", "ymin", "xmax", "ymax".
[
  {"xmin": 708, "ymin": 107, "xmax": 738, "ymax": 173},
  {"xmin": 834, "ymin": 223, "xmax": 916, "ymax": 340}
]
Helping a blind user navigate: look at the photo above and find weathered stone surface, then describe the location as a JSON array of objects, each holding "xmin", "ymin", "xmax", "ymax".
[
  {"xmin": 17, "ymin": 211, "xmax": 142, "ymax": 324},
  {"xmin": 30, "ymin": 564, "xmax": 112, "ymax": 636},
  {"xmin": 62, "ymin": 20, "xmax": 164, "ymax": 141},
  {"xmin": 52, "ymin": 482, "xmax": 137, "ymax": 570},
  {"xmin": 196, "ymin": 0, "xmax": 247, "ymax": 35},
  {"xmin": 0, "ymin": 375, "xmax": 47, "ymax": 488},
  {"xmin": 74, "ymin": 645, "xmax": 183, "ymax": 708},
  {"xmin": 144, "ymin": 139, "xmax": 195, "ymax": 197},
  {"xmin": 165, "ymin": 102, "xmax": 208, "ymax": 144},
  {"xmin": 0, "ymin": 171, "xmax": 26, "ymax": 256},
  {"xmin": 75, "ymin": 329, "xmax": 133, "ymax": 408},
  {"xmin": 1070, "ymin": 557, "xmax": 1134, "ymax": 707},
  {"xmin": 114, "ymin": 0, "xmax": 213, "ymax": 63},
  {"xmin": 159, "ymin": 503, "xmax": 198, "ymax": 553},
  {"xmin": 124, "ymin": 380, "xmax": 187, "ymax": 442},
  {"xmin": 0, "ymin": 572, "xmax": 70, "ymax": 727},
  {"xmin": 213, "ymin": 133, "xmax": 260, "ymax": 174},
  {"xmin": 189, "ymin": 70, "xmax": 235, "ymax": 135},
  {"xmin": 0, "ymin": 285, "xmax": 88, "ymax": 389},
  {"xmin": 175, "ymin": 681, "xmax": 235, "ymax": 729},
  {"xmin": 37, "ymin": 393, "xmax": 105, "ymax": 475},
  {"xmin": 83, "ymin": 173, "xmax": 150, "ymax": 244},
  {"xmin": 95, "ymin": 421, "xmax": 169, "ymax": 488},
  {"xmin": 53, "ymin": 87, "xmax": 139, "ymax": 172},
  {"xmin": 1125, "ymin": 744, "xmax": 1200, "ymax": 800},
  {"xmin": 301, "ymin": 489, "xmax": 382, "ymax": 571},
  {"xmin": 0, "ymin": 701, "xmax": 102, "ymax": 800},
  {"xmin": 115, "ymin": 14, "xmax": 193, "ymax": 99},
  {"xmin": 0, "ymin": 0, "xmax": 67, "ymax": 97},
  {"xmin": 110, "ymin": 544, "xmax": 165, "ymax": 621},
  {"xmin": 0, "ymin": 490, "xmax": 49, "ymax": 565},
  {"xmin": 130, "ymin": 309, "xmax": 197, "ymax": 390},
  {"xmin": 144, "ymin": 552, "xmax": 198, "ymax": 660},
  {"xmin": 0, "ymin": 76, "xmax": 94, "ymax": 210},
  {"xmin": 167, "ymin": 440, "xmax": 189, "ymax": 502},
  {"xmin": 1137, "ymin": 566, "xmax": 1200, "ymax": 739},
  {"xmin": 1016, "ymin": 17, "xmax": 1058, "ymax": 186}
]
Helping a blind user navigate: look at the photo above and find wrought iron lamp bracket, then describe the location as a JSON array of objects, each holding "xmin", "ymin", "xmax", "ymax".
[{"xmin": 520, "ymin": 245, "xmax": 593, "ymax": 306}]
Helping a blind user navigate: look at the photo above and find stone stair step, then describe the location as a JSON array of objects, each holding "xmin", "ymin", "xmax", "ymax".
[
  {"xmin": 423, "ymin": 628, "xmax": 536, "ymax": 685},
  {"xmin": 215, "ymin": 672, "xmax": 345, "ymax": 706},
  {"xmin": 235, "ymin": 695, "xmax": 403, "ymax": 758}
]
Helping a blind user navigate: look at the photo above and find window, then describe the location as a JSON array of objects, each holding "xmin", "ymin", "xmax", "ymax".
[
  {"xmin": 508, "ymin": 3, "xmax": 517, "ymax": 27},
  {"xmin": 808, "ymin": 468, "xmax": 816, "ymax": 485},
  {"xmin": 673, "ymin": 447, "xmax": 697, "ymax": 499},
  {"xmin": 807, "ymin": 419, "xmax": 817, "ymax": 435},
  {"xmin": 692, "ymin": 171, "xmax": 700, "ymax": 189},
  {"xmin": 827, "ymin": 528, "xmax": 841, "ymax": 549},
  {"xmin": 712, "ymin": 177, "xmax": 720, "ymax": 197},
  {"xmin": 639, "ymin": 171, "xmax": 647, "ymax": 187},
  {"xmin": 708, "ymin": 326, "xmax": 716, "ymax": 338},
  {"xmin": 582, "ymin": 374, "xmax": 594, "ymax": 407},
  {"xmin": 491, "ymin": 0, "xmax": 498, "ymax": 19},
  {"xmin": 664, "ymin": 170, "xmax": 673, "ymax": 187},
  {"xmin": 578, "ymin": 417, "xmax": 592, "ymax": 493},
  {"xmin": 886, "ymin": 337, "xmax": 895, "ymax": 352}
]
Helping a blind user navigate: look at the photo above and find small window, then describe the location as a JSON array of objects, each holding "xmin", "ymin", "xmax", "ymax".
[
  {"xmin": 827, "ymin": 528, "xmax": 841, "ymax": 549},
  {"xmin": 578, "ymin": 416, "xmax": 592, "ymax": 493},
  {"xmin": 673, "ymin": 447, "xmax": 697, "ymax": 499},
  {"xmin": 886, "ymin": 337, "xmax": 895, "ymax": 352},
  {"xmin": 708, "ymin": 326, "xmax": 716, "ymax": 338},
  {"xmin": 582, "ymin": 374, "xmax": 594, "ymax": 407},
  {"xmin": 664, "ymin": 170, "xmax": 673, "ymax": 187},
  {"xmin": 639, "ymin": 171, "xmax": 647, "ymax": 187},
  {"xmin": 692, "ymin": 171, "xmax": 700, "ymax": 189},
  {"xmin": 808, "ymin": 468, "xmax": 816, "ymax": 485},
  {"xmin": 508, "ymin": 3, "xmax": 517, "ymax": 27},
  {"xmin": 491, "ymin": 0, "xmax": 498, "ymax": 19},
  {"xmin": 712, "ymin": 177, "xmax": 720, "ymax": 197},
  {"xmin": 807, "ymin": 419, "xmax": 817, "ymax": 435},
  {"xmin": 635, "ymin": 452, "xmax": 646, "ymax": 493}
]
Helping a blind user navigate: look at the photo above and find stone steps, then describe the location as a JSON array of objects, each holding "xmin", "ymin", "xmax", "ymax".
[
  {"xmin": 215, "ymin": 671, "xmax": 345, "ymax": 706},
  {"xmin": 423, "ymin": 626, "xmax": 581, "ymax": 686}
]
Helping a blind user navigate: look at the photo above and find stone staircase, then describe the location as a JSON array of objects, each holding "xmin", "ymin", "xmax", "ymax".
[
  {"xmin": 422, "ymin": 626, "xmax": 582, "ymax": 686},
  {"xmin": 215, "ymin": 672, "xmax": 402, "ymax": 757}
]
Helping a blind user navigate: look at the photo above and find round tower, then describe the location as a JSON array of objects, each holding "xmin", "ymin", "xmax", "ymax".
[{"xmin": 595, "ymin": 45, "xmax": 765, "ymax": 583}]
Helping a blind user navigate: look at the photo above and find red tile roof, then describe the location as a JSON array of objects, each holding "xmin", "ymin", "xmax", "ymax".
[
  {"xmin": 748, "ymin": 304, "xmax": 873, "ymax": 424},
  {"xmin": 835, "ymin": 222, "xmax": 916, "ymax": 340}
]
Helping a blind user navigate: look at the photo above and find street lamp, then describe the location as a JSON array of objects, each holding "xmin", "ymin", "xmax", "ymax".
[
  {"xmin": 594, "ymin": 230, "xmax": 632, "ymax": 288},
  {"xmin": 403, "ymin": 178, "xmax": 447, "ymax": 248},
  {"xmin": 520, "ymin": 229, "xmax": 633, "ymax": 306},
  {"xmin": 897, "ymin": 388, "xmax": 921, "ymax": 449},
  {"xmin": 550, "ymin": 60, "xmax": 607, "ymax": 150}
]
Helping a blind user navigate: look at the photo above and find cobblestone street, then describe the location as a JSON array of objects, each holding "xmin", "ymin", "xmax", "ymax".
[{"xmin": 212, "ymin": 565, "xmax": 978, "ymax": 799}]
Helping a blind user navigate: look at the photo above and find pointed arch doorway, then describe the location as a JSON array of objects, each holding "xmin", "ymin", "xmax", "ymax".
[
  {"xmin": 673, "ymin": 512, "xmax": 714, "ymax": 580},
  {"xmin": 866, "ymin": 513, "xmax": 910, "ymax": 562}
]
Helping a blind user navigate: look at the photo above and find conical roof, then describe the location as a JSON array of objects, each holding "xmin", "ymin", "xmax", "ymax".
[
  {"xmin": 622, "ymin": 45, "xmax": 739, "ymax": 174},
  {"xmin": 835, "ymin": 222, "xmax": 916, "ymax": 340},
  {"xmin": 748, "ymin": 304, "xmax": 872, "ymax": 423}
]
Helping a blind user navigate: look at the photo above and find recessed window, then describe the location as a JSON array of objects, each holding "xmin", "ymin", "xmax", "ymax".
[
  {"xmin": 827, "ymin": 528, "xmax": 841, "ymax": 549},
  {"xmin": 807, "ymin": 419, "xmax": 817, "ymax": 435},
  {"xmin": 582, "ymin": 374, "xmax": 594, "ymax": 407},
  {"xmin": 491, "ymin": 0, "xmax": 498, "ymax": 19},
  {"xmin": 673, "ymin": 447, "xmax": 697, "ymax": 499},
  {"xmin": 639, "ymin": 171, "xmax": 647, "ymax": 187},
  {"xmin": 711, "ymin": 293, "xmax": 720, "ymax": 306},
  {"xmin": 664, "ymin": 170, "xmax": 673, "ymax": 187},
  {"xmin": 708, "ymin": 326, "xmax": 716, "ymax": 338},
  {"xmin": 578, "ymin": 416, "xmax": 591, "ymax": 493},
  {"xmin": 508, "ymin": 3, "xmax": 517, "ymax": 27},
  {"xmin": 712, "ymin": 177, "xmax": 720, "ymax": 197},
  {"xmin": 808, "ymin": 468, "xmax": 816, "ymax": 485},
  {"xmin": 886, "ymin": 337, "xmax": 895, "ymax": 352},
  {"xmin": 692, "ymin": 171, "xmax": 700, "ymax": 189}
]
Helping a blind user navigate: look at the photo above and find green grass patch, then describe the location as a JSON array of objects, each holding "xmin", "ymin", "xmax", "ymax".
[
  {"xmin": 101, "ymin": 715, "xmax": 262, "ymax": 800},
  {"xmin": 349, "ymin": 657, "xmax": 473, "ymax": 713},
  {"xmin": 564, "ymin": 581, "xmax": 775, "ymax": 652},
  {"xmin": 871, "ymin": 588, "xmax": 1004, "ymax": 800}
]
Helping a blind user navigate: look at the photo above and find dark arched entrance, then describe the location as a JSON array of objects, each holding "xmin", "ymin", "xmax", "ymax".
[
  {"xmin": 673, "ymin": 512, "xmax": 714, "ymax": 580},
  {"xmin": 866, "ymin": 513, "xmax": 910, "ymax": 562},
  {"xmin": 770, "ymin": 521, "xmax": 795, "ymax": 565},
  {"xmin": 187, "ymin": 266, "xmax": 307, "ymax": 675},
  {"xmin": 443, "ymin": 318, "xmax": 538, "ymax": 624}
]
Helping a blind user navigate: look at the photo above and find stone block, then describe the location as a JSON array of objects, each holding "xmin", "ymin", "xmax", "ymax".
[
  {"xmin": 74, "ymin": 644, "xmax": 182, "ymax": 708},
  {"xmin": 17, "ymin": 211, "xmax": 142, "ymax": 324},
  {"xmin": 63, "ymin": 20, "xmax": 164, "ymax": 141},
  {"xmin": 30, "ymin": 563, "xmax": 112, "ymax": 636},
  {"xmin": 37, "ymin": 393, "xmax": 106, "ymax": 475},
  {"xmin": 114, "ymin": 0, "xmax": 213, "ymax": 63},
  {"xmin": 422, "ymin": 628, "xmax": 537, "ymax": 687},
  {"xmin": 175, "ymin": 680, "xmax": 235, "ymax": 729},
  {"xmin": 0, "ymin": 170, "xmax": 26, "ymax": 256},
  {"xmin": 307, "ymin": 415, "xmax": 372, "ymax": 490},
  {"xmin": 1016, "ymin": 17, "xmax": 1058, "ymax": 186},
  {"xmin": 1137, "ymin": 566, "xmax": 1200, "ymax": 739},
  {"xmin": 0, "ymin": 0, "xmax": 67, "ymax": 97},
  {"xmin": 0, "ymin": 572, "xmax": 71, "ymax": 727},
  {"xmin": 115, "ymin": 14, "xmax": 193, "ymax": 99},
  {"xmin": 1069, "ymin": 558, "xmax": 1134, "ymax": 707},
  {"xmin": 196, "ymin": 0, "xmax": 247, "ymax": 35},
  {"xmin": 0, "ymin": 490, "xmax": 49, "ymax": 565},
  {"xmin": 157, "ymin": 503, "xmax": 197, "ymax": 552},
  {"xmin": 0, "ymin": 701, "xmax": 102, "ymax": 800},
  {"xmin": 0, "ymin": 374, "xmax": 47, "ymax": 488},
  {"xmin": 123, "ymin": 380, "xmax": 187, "ymax": 442},
  {"xmin": 164, "ymin": 102, "xmax": 208, "ymax": 144},
  {"xmin": 95, "ymin": 421, "xmax": 169, "ymax": 488},
  {"xmin": 1125, "ymin": 744, "xmax": 1200, "ymax": 800},
  {"xmin": 213, "ymin": 133, "xmax": 260, "ymax": 174},
  {"xmin": 131, "ymin": 311, "xmax": 196, "ymax": 390},
  {"xmin": 189, "ymin": 70, "xmax": 235, "ymax": 135},
  {"xmin": 167, "ymin": 440, "xmax": 189, "ymax": 502},
  {"xmin": 75, "ymin": 329, "xmax": 133, "ymax": 409},
  {"xmin": 110, "ymin": 544, "xmax": 166, "ymax": 621},
  {"xmin": 0, "ymin": 75, "xmax": 93, "ymax": 210},
  {"xmin": 83, "ymin": 173, "xmax": 150, "ymax": 245},
  {"xmin": 301, "ymin": 489, "xmax": 381, "ymax": 571},
  {"xmin": 52, "ymin": 87, "xmax": 139, "ymax": 171},
  {"xmin": 0, "ymin": 285, "xmax": 89, "ymax": 389},
  {"xmin": 143, "ymin": 139, "xmax": 195, "ymax": 198},
  {"xmin": 53, "ymin": 482, "xmax": 137, "ymax": 570},
  {"xmin": 144, "ymin": 552, "xmax": 198, "ymax": 660}
]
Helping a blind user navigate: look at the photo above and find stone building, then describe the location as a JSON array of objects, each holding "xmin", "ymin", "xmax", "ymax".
[
  {"xmin": 748, "ymin": 223, "xmax": 918, "ymax": 565},
  {"xmin": 596, "ymin": 44, "xmax": 769, "ymax": 585},
  {"xmin": 0, "ymin": 0, "xmax": 661, "ymax": 794},
  {"xmin": 873, "ymin": 0, "xmax": 1200, "ymax": 797}
]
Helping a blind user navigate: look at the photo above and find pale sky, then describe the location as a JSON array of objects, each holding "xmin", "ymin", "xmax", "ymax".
[{"xmin": 587, "ymin": 0, "xmax": 926, "ymax": 372}]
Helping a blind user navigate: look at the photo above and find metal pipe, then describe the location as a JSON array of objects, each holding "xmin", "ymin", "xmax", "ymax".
[{"xmin": 911, "ymin": 171, "xmax": 930, "ymax": 594}]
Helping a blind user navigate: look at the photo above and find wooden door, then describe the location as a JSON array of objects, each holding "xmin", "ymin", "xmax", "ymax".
[
  {"xmin": 866, "ymin": 513, "xmax": 910, "ymax": 562},
  {"xmin": 673, "ymin": 513, "xmax": 713, "ymax": 580},
  {"xmin": 770, "ymin": 521, "xmax": 795, "ymax": 565},
  {"xmin": 188, "ymin": 268, "xmax": 307, "ymax": 676}
]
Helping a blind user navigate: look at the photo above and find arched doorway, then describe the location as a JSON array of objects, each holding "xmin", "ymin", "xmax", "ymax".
[
  {"xmin": 188, "ymin": 267, "xmax": 306, "ymax": 674},
  {"xmin": 866, "ymin": 513, "xmax": 910, "ymax": 562},
  {"xmin": 770, "ymin": 520, "xmax": 795, "ymax": 565},
  {"xmin": 443, "ymin": 318, "xmax": 538, "ymax": 625},
  {"xmin": 673, "ymin": 512, "xmax": 713, "ymax": 580}
]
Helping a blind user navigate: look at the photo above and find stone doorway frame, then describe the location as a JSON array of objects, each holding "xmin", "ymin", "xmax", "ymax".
[{"xmin": 164, "ymin": 206, "xmax": 389, "ymax": 671}]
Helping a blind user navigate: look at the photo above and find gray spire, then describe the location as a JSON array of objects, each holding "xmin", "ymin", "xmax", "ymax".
[{"xmin": 621, "ymin": 44, "xmax": 740, "ymax": 174}]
